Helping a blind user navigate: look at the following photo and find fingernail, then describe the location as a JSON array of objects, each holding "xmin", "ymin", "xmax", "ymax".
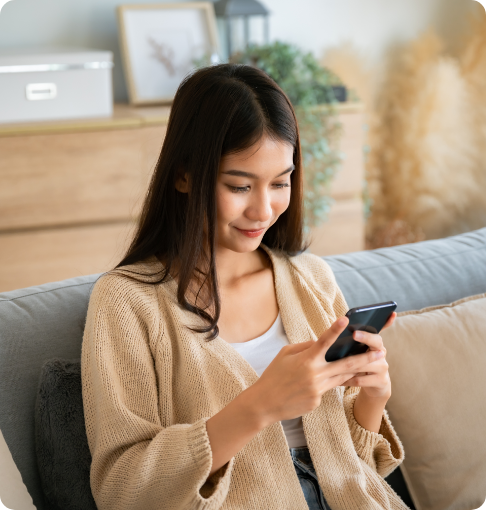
[
  {"xmin": 337, "ymin": 318, "xmax": 347, "ymax": 327},
  {"xmin": 354, "ymin": 331, "xmax": 363, "ymax": 340},
  {"xmin": 374, "ymin": 350, "xmax": 384, "ymax": 359}
]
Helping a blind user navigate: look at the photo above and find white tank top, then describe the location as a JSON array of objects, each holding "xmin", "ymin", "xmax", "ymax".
[{"xmin": 225, "ymin": 314, "xmax": 308, "ymax": 448}]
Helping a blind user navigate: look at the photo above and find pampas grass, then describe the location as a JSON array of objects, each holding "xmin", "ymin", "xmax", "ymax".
[{"xmin": 366, "ymin": 13, "xmax": 486, "ymax": 248}]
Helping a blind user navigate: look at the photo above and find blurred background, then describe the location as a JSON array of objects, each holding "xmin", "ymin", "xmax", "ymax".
[{"xmin": 0, "ymin": 0, "xmax": 485, "ymax": 292}]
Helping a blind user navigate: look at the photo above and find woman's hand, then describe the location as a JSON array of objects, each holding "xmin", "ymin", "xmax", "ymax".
[
  {"xmin": 338, "ymin": 312, "xmax": 397, "ymax": 433},
  {"xmin": 340, "ymin": 312, "xmax": 396, "ymax": 399},
  {"xmin": 206, "ymin": 314, "xmax": 396, "ymax": 476},
  {"xmin": 249, "ymin": 316, "xmax": 386, "ymax": 425}
]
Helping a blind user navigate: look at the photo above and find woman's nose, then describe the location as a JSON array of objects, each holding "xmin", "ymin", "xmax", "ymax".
[{"xmin": 246, "ymin": 189, "xmax": 272, "ymax": 223}]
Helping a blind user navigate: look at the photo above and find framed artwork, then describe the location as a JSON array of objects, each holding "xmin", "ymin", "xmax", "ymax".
[{"xmin": 117, "ymin": 3, "xmax": 220, "ymax": 105}]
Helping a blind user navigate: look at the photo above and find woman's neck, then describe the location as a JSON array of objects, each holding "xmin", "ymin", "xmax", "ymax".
[
  {"xmin": 215, "ymin": 245, "xmax": 269, "ymax": 289},
  {"xmin": 166, "ymin": 245, "xmax": 270, "ymax": 311}
]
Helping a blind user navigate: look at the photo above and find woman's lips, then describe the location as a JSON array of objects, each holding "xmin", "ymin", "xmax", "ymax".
[{"xmin": 234, "ymin": 227, "xmax": 266, "ymax": 238}]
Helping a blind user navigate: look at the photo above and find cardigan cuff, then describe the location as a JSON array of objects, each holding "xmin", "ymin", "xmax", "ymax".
[
  {"xmin": 345, "ymin": 392, "xmax": 405, "ymax": 479},
  {"xmin": 187, "ymin": 417, "xmax": 235, "ymax": 510}
]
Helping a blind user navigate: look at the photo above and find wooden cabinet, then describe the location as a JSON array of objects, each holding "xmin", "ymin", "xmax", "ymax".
[
  {"xmin": 308, "ymin": 103, "xmax": 366, "ymax": 256},
  {"xmin": 0, "ymin": 222, "xmax": 136, "ymax": 291},
  {"xmin": 0, "ymin": 103, "xmax": 364, "ymax": 292}
]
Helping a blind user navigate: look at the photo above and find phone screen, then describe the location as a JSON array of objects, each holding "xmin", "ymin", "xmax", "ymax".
[{"xmin": 325, "ymin": 302, "xmax": 397, "ymax": 362}]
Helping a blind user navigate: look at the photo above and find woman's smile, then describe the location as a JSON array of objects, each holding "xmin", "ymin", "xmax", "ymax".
[{"xmin": 233, "ymin": 226, "xmax": 267, "ymax": 238}]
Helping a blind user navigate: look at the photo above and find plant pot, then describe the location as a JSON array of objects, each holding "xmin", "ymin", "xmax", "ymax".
[{"xmin": 331, "ymin": 85, "xmax": 347, "ymax": 103}]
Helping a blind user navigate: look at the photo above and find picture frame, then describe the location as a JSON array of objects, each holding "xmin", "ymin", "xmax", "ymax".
[{"xmin": 117, "ymin": 2, "xmax": 220, "ymax": 105}]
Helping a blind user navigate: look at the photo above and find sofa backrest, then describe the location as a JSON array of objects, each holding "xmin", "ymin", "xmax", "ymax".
[
  {"xmin": 325, "ymin": 226, "xmax": 486, "ymax": 312},
  {"xmin": 1, "ymin": 227, "xmax": 486, "ymax": 510}
]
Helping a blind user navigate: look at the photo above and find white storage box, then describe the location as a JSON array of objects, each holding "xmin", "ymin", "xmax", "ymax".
[{"xmin": 0, "ymin": 47, "xmax": 114, "ymax": 124}]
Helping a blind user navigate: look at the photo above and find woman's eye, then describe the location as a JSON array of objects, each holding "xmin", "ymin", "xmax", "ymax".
[
  {"xmin": 227, "ymin": 182, "xmax": 289, "ymax": 193},
  {"xmin": 229, "ymin": 185, "xmax": 250, "ymax": 193}
]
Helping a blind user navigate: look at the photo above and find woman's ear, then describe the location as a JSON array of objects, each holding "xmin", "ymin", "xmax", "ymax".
[{"xmin": 175, "ymin": 173, "xmax": 190, "ymax": 193}]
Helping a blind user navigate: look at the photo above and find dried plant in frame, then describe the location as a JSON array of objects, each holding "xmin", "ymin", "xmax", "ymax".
[{"xmin": 118, "ymin": 3, "xmax": 219, "ymax": 105}]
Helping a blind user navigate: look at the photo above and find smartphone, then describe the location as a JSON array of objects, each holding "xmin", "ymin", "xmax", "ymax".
[{"xmin": 324, "ymin": 301, "xmax": 397, "ymax": 362}]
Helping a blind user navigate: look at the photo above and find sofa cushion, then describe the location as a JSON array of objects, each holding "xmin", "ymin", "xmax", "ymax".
[
  {"xmin": 34, "ymin": 358, "xmax": 97, "ymax": 510},
  {"xmin": 382, "ymin": 293, "xmax": 486, "ymax": 510},
  {"xmin": 0, "ymin": 274, "xmax": 102, "ymax": 510},
  {"xmin": 0, "ymin": 428, "xmax": 36, "ymax": 510}
]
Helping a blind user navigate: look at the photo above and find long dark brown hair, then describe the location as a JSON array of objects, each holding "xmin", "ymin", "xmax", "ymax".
[{"xmin": 116, "ymin": 63, "xmax": 306, "ymax": 339}]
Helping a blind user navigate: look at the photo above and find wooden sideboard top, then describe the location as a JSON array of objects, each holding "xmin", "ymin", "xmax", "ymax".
[
  {"xmin": 0, "ymin": 104, "xmax": 172, "ymax": 137},
  {"xmin": 0, "ymin": 102, "xmax": 363, "ymax": 137}
]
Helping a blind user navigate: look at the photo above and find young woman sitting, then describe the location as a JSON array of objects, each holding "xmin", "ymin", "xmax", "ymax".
[{"xmin": 81, "ymin": 64, "xmax": 409, "ymax": 510}]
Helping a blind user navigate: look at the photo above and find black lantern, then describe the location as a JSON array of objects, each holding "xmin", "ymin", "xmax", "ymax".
[{"xmin": 213, "ymin": 0, "xmax": 270, "ymax": 58}]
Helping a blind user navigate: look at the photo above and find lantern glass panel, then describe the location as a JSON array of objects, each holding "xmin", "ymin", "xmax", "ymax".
[
  {"xmin": 229, "ymin": 17, "xmax": 246, "ymax": 55},
  {"xmin": 221, "ymin": 15, "xmax": 267, "ymax": 59},
  {"xmin": 249, "ymin": 16, "xmax": 266, "ymax": 46}
]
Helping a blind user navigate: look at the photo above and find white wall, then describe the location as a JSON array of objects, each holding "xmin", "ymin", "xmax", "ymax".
[
  {"xmin": 265, "ymin": 0, "xmax": 474, "ymax": 62},
  {"xmin": 0, "ymin": 0, "xmax": 475, "ymax": 102},
  {"xmin": 265, "ymin": 0, "xmax": 476, "ymax": 106}
]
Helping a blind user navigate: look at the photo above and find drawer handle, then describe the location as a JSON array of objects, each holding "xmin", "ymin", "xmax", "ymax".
[{"xmin": 26, "ymin": 83, "xmax": 57, "ymax": 101}]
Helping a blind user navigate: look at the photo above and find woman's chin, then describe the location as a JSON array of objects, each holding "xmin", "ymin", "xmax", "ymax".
[{"xmin": 223, "ymin": 235, "xmax": 263, "ymax": 254}]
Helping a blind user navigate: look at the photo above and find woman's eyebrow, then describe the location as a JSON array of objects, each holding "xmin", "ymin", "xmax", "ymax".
[{"xmin": 222, "ymin": 165, "xmax": 295, "ymax": 179}]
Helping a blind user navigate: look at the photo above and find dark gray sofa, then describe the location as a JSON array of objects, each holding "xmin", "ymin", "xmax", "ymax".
[{"xmin": 1, "ymin": 227, "xmax": 486, "ymax": 510}]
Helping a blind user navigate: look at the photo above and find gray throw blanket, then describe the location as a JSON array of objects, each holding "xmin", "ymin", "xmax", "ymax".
[{"xmin": 34, "ymin": 358, "xmax": 97, "ymax": 510}]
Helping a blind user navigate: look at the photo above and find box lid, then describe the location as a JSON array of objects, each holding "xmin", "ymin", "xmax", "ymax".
[{"xmin": 0, "ymin": 47, "xmax": 113, "ymax": 73}]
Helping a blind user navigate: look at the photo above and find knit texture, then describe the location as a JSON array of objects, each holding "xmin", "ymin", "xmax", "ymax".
[{"xmin": 81, "ymin": 245, "xmax": 409, "ymax": 510}]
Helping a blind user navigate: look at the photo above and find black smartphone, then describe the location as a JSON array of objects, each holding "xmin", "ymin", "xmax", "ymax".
[{"xmin": 325, "ymin": 301, "xmax": 397, "ymax": 362}]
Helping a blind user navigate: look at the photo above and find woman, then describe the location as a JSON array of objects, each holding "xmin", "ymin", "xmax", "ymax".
[{"xmin": 81, "ymin": 64, "xmax": 409, "ymax": 510}]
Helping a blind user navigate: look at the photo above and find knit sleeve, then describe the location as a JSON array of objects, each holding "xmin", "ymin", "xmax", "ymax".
[
  {"xmin": 288, "ymin": 252, "xmax": 349, "ymax": 319},
  {"xmin": 343, "ymin": 386, "xmax": 404, "ymax": 478},
  {"xmin": 81, "ymin": 274, "xmax": 234, "ymax": 510}
]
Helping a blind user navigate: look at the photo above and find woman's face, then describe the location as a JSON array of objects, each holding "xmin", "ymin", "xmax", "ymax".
[{"xmin": 216, "ymin": 135, "xmax": 294, "ymax": 254}]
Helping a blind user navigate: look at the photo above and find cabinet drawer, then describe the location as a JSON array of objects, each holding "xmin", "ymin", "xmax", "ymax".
[
  {"xmin": 308, "ymin": 198, "xmax": 365, "ymax": 256},
  {"xmin": 0, "ymin": 221, "xmax": 136, "ymax": 292},
  {"xmin": 0, "ymin": 125, "xmax": 166, "ymax": 231},
  {"xmin": 330, "ymin": 110, "xmax": 365, "ymax": 200}
]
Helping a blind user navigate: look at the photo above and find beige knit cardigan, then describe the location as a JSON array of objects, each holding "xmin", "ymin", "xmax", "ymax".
[{"xmin": 81, "ymin": 244, "xmax": 409, "ymax": 510}]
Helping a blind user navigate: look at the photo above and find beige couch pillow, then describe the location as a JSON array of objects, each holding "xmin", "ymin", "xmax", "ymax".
[
  {"xmin": 0, "ymin": 428, "xmax": 36, "ymax": 510},
  {"xmin": 381, "ymin": 293, "xmax": 486, "ymax": 510}
]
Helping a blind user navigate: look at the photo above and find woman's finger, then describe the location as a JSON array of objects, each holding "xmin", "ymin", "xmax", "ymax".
[
  {"xmin": 352, "ymin": 358, "xmax": 388, "ymax": 375},
  {"xmin": 283, "ymin": 340, "xmax": 315, "ymax": 355},
  {"xmin": 381, "ymin": 312, "xmax": 397, "ymax": 331},
  {"xmin": 352, "ymin": 330, "xmax": 384, "ymax": 351},
  {"xmin": 327, "ymin": 372, "xmax": 358, "ymax": 387},
  {"xmin": 310, "ymin": 316, "xmax": 349, "ymax": 360},
  {"xmin": 326, "ymin": 349, "xmax": 384, "ymax": 378},
  {"xmin": 339, "ymin": 372, "xmax": 368, "ymax": 386},
  {"xmin": 342, "ymin": 373, "xmax": 385, "ymax": 387}
]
